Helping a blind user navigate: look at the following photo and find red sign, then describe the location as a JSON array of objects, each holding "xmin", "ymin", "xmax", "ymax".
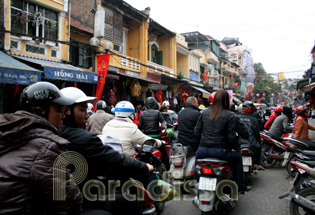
[{"xmin": 94, "ymin": 54, "xmax": 111, "ymax": 110}]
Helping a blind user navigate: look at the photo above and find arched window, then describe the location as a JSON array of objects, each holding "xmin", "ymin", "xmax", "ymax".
[{"xmin": 151, "ymin": 44, "xmax": 158, "ymax": 63}]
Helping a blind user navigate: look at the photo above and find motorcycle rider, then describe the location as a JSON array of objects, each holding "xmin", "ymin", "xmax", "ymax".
[
  {"xmin": 294, "ymin": 105, "xmax": 315, "ymax": 139},
  {"xmin": 268, "ymin": 106, "xmax": 293, "ymax": 139},
  {"xmin": 0, "ymin": 82, "xmax": 82, "ymax": 215},
  {"xmin": 86, "ymin": 100, "xmax": 114, "ymax": 135},
  {"xmin": 102, "ymin": 100, "xmax": 166, "ymax": 158},
  {"xmin": 230, "ymin": 103, "xmax": 250, "ymax": 141},
  {"xmin": 238, "ymin": 101, "xmax": 265, "ymax": 171},
  {"xmin": 194, "ymin": 90, "xmax": 250, "ymax": 193},
  {"xmin": 177, "ymin": 96, "xmax": 201, "ymax": 156},
  {"xmin": 264, "ymin": 107, "xmax": 282, "ymax": 130},
  {"xmin": 60, "ymin": 88, "xmax": 154, "ymax": 215}
]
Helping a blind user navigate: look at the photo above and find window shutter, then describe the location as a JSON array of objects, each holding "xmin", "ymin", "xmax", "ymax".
[
  {"xmin": 157, "ymin": 51, "xmax": 163, "ymax": 65},
  {"xmin": 104, "ymin": 8, "xmax": 113, "ymax": 41},
  {"xmin": 113, "ymin": 10, "xmax": 123, "ymax": 47}
]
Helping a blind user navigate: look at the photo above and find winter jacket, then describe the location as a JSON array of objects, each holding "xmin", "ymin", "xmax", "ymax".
[
  {"xmin": 103, "ymin": 118, "xmax": 163, "ymax": 157},
  {"xmin": 178, "ymin": 104, "xmax": 201, "ymax": 152},
  {"xmin": 264, "ymin": 112, "xmax": 278, "ymax": 130},
  {"xmin": 0, "ymin": 111, "xmax": 82, "ymax": 215},
  {"xmin": 233, "ymin": 113, "xmax": 249, "ymax": 140},
  {"xmin": 62, "ymin": 125, "xmax": 149, "ymax": 178},
  {"xmin": 194, "ymin": 109, "xmax": 236, "ymax": 150},
  {"xmin": 294, "ymin": 116, "xmax": 315, "ymax": 139},
  {"xmin": 138, "ymin": 98, "xmax": 165, "ymax": 135},
  {"xmin": 238, "ymin": 113, "xmax": 261, "ymax": 148},
  {"xmin": 269, "ymin": 114, "xmax": 291, "ymax": 138},
  {"xmin": 86, "ymin": 110, "xmax": 114, "ymax": 135}
]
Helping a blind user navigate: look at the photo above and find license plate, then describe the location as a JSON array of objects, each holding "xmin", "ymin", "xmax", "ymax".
[
  {"xmin": 284, "ymin": 152, "xmax": 290, "ymax": 159},
  {"xmin": 242, "ymin": 157, "xmax": 252, "ymax": 166},
  {"xmin": 199, "ymin": 177, "xmax": 217, "ymax": 191}
]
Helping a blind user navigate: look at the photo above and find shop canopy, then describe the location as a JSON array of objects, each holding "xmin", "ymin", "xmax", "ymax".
[
  {"xmin": 0, "ymin": 51, "xmax": 41, "ymax": 85},
  {"xmin": 191, "ymin": 85, "xmax": 211, "ymax": 98},
  {"xmin": 13, "ymin": 55, "xmax": 98, "ymax": 84}
]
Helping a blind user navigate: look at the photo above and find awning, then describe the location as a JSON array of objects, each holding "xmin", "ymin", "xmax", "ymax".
[
  {"xmin": 0, "ymin": 51, "xmax": 41, "ymax": 85},
  {"xmin": 13, "ymin": 55, "xmax": 98, "ymax": 84},
  {"xmin": 191, "ymin": 85, "xmax": 211, "ymax": 98}
]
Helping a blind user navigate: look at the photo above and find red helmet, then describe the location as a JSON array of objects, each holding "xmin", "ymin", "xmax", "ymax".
[
  {"xmin": 208, "ymin": 92, "xmax": 216, "ymax": 104},
  {"xmin": 275, "ymin": 107, "xmax": 282, "ymax": 112},
  {"xmin": 295, "ymin": 105, "xmax": 307, "ymax": 115}
]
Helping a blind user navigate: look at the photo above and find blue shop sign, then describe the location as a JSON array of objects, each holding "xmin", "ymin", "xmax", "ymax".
[
  {"xmin": 44, "ymin": 67, "xmax": 98, "ymax": 84},
  {"xmin": 190, "ymin": 70, "xmax": 199, "ymax": 82},
  {"xmin": 0, "ymin": 68, "xmax": 41, "ymax": 85}
]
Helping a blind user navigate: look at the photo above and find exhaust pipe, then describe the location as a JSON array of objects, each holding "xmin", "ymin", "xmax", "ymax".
[{"xmin": 292, "ymin": 194, "xmax": 315, "ymax": 212}]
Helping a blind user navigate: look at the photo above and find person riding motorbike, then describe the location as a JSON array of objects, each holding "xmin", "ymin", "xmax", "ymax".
[
  {"xmin": 238, "ymin": 101, "xmax": 265, "ymax": 171},
  {"xmin": 194, "ymin": 90, "xmax": 250, "ymax": 193},
  {"xmin": 86, "ymin": 100, "xmax": 114, "ymax": 135},
  {"xmin": 230, "ymin": 103, "xmax": 249, "ymax": 142},
  {"xmin": 0, "ymin": 82, "xmax": 82, "ymax": 215},
  {"xmin": 102, "ymin": 101, "xmax": 166, "ymax": 158},
  {"xmin": 177, "ymin": 96, "xmax": 201, "ymax": 156},
  {"xmin": 60, "ymin": 88, "xmax": 154, "ymax": 215},
  {"xmin": 264, "ymin": 107, "xmax": 282, "ymax": 130},
  {"xmin": 294, "ymin": 105, "xmax": 315, "ymax": 139},
  {"xmin": 268, "ymin": 106, "xmax": 293, "ymax": 139}
]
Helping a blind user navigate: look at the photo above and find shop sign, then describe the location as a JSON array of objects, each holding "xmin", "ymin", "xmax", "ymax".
[
  {"xmin": 44, "ymin": 67, "xmax": 98, "ymax": 84},
  {"xmin": 0, "ymin": 68, "xmax": 41, "ymax": 85}
]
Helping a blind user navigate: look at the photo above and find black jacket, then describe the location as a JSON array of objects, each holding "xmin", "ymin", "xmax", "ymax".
[
  {"xmin": 178, "ymin": 104, "xmax": 201, "ymax": 152},
  {"xmin": 238, "ymin": 113, "xmax": 261, "ymax": 147},
  {"xmin": 194, "ymin": 108, "xmax": 236, "ymax": 150},
  {"xmin": 61, "ymin": 126, "xmax": 148, "ymax": 181},
  {"xmin": 233, "ymin": 113, "xmax": 249, "ymax": 139},
  {"xmin": 138, "ymin": 98, "xmax": 165, "ymax": 134}
]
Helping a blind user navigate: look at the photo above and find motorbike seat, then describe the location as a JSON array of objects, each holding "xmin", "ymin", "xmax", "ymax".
[
  {"xmin": 301, "ymin": 160, "xmax": 315, "ymax": 167},
  {"xmin": 197, "ymin": 158, "xmax": 228, "ymax": 164},
  {"xmin": 289, "ymin": 138, "xmax": 315, "ymax": 149},
  {"xmin": 240, "ymin": 143, "xmax": 252, "ymax": 149},
  {"xmin": 301, "ymin": 150, "xmax": 315, "ymax": 157}
]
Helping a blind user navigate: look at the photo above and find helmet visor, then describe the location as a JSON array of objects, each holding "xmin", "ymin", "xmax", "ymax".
[{"xmin": 53, "ymin": 95, "xmax": 75, "ymax": 106}]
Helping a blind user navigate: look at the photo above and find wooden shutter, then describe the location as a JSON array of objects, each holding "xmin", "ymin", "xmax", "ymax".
[
  {"xmin": 104, "ymin": 7, "xmax": 113, "ymax": 41},
  {"xmin": 157, "ymin": 51, "xmax": 163, "ymax": 65},
  {"xmin": 113, "ymin": 10, "xmax": 123, "ymax": 47}
]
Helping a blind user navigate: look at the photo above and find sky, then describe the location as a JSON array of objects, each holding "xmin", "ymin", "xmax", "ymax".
[{"xmin": 124, "ymin": 0, "xmax": 315, "ymax": 80}]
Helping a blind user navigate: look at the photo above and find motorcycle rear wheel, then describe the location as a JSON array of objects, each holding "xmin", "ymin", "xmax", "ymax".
[
  {"xmin": 261, "ymin": 145, "xmax": 277, "ymax": 168},
  {"xmin": 290, "ymin": 188, "xmax": 315, "ymax": 215}
]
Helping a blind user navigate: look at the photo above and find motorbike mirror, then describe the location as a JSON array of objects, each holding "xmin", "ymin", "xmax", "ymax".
[{"xmin": 142, "ymin": 139, "xmax": 157, "ymax": 152}]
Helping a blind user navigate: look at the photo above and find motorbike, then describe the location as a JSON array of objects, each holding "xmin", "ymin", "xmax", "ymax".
[
  {"xmin": 134, "ymin": 139, "xmax": 175, "ymax": 214},
  {"xmin": 279, "ymin": 159, "xmax": 315, "ymax": 214},
  {"xmin": 193, "ymin": 158, "xmax": 239, "ymax": 215},
  {"xmin": 169, "ymin": 143, "xmax": 196, "ymax": 193},
  {"xmin": 260, "ymin": 130, "xmax": 296, "ymax": 168},
  {"xmin": 239, "ymin": 142, "xmax": 255, "ymax": 185}
]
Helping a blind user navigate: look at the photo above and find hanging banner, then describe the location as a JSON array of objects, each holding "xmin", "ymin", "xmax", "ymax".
[
  {"xmin": 202, "ymin": 72, "xmax": 208, "ymax": 81},
  {"xmin": 94, "ymin": 54, "xmax": 111, "ymax": 109}
]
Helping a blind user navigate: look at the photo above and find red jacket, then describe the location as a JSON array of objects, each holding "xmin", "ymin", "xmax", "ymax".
[{"xmin": 264, "ymin": 112, "xmax": 278, "ymax": 129}]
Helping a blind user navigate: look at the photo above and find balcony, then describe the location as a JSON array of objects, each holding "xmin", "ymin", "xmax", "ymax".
[
  {"xmin": 147, "ymin": 61, "xmax": 175, "ymax": 78},
  {"xmin": 120, "ymin": 56, "xmax": 141, "ymax": 72},
  {"xmin": 207, "ymin": 52, "xmax": 219, "ymax": 64}
]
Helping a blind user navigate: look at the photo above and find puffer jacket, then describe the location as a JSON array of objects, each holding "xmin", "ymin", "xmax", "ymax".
[
  {"xmin": 194, "ymin": 109, "xmax": 236, "ymax": 150},
  {"xmin": 0, "ymin": 111, "xmax": 82, "ymax": 215},
  {"xmin": 138, "ymin": 97, "xmax": 165, "ymax": 135}
]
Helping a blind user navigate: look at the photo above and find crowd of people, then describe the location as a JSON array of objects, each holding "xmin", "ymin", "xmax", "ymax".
[{"xmin": 1, "ymin": 81, "xmax": 315, "ymax": 215}]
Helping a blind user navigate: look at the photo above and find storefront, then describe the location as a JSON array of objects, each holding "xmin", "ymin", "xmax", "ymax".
[{"xmin": 0, "ymin": 51, "xmax": 41, "ymax": 113}]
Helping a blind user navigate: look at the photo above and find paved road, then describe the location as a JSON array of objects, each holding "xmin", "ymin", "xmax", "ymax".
[{"xmin": 161, "ymin": 166, "xmax": 291, "ymax": 215}]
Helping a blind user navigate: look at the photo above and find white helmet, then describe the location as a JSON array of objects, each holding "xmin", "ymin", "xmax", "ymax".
[
  {"xmin": 87, "ymin": 103, "xmax": 93, "ymax": 110},
  {"xmin": 114, "ymin": 101, "xmax": 135, "ymax": 120},
  {"xmin": 61, "ymin": 87, "xmax": 97, "ymax": 104},
  {"xmin": 162, "ymin": 101, "xmax": 170, "ymax": 106}
]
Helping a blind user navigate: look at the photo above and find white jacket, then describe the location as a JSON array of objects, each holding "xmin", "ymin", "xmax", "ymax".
[{"xmin": 102, "ymin": 117, "xmax": 162, "ymax": 157}]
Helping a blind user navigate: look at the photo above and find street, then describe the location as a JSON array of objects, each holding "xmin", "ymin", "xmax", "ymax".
[{"xmin": 161, "ymin": 166, "xmax": 291, "ymax": 215}]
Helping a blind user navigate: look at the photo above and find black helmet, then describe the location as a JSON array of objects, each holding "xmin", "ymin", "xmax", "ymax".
[
  {"xmin": 243, "ymin": 101, "xmax": 255, "ymax": 114},
  {"xmin": 96, "ymin": 100, "xmax": 106, "ymax": 110},
  {"xmin": 20, "ymin": 82, "xmax": 74, "ymax": 112}
]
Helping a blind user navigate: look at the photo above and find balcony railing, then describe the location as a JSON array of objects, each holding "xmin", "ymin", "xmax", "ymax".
[
  {"xmin": 121, "ymin": 57, "xmax": 140, "ymax": 71},
  {"xmin": 148, "ymin": 61, "xmax": 174, "ymax": 77}
]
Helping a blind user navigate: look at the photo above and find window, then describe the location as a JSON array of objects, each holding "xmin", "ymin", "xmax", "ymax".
[
  {"xmin": 70, "ymin": 40, "xmax": 92, "ymax": 69},
  {"xmin": 26, "ymin": 43, "xmax": 45, "ymax": 55},
  {"xmin": 11, "ymin": 0, "xmax": 58, "ymax": 42},
  {"xmin": 51, "ymin": 49, "xmax": 57, "ymax": 58},
  {"xmin": 104, "ymin": 7, "xmax": 123, "ymax": 53},
  {"xmin": 151, "ymin": 44, "xmax": 162, "ymax": 65},
  {"xmin": 10, "ymin": 40, "xmax": 19, "ymax": 50}
]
